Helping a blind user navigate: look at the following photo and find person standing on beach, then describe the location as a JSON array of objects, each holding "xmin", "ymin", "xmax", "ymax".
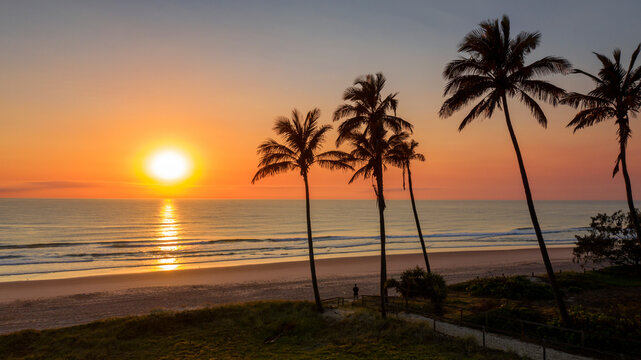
[{"xmin": 353, "ymin": 284, "xmax": 359, "ymax": 300}]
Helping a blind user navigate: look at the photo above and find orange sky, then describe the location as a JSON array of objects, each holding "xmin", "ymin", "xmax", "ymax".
[{"xmin": 1, "ymin": 1, "xmax": 640, "ymax": 200}]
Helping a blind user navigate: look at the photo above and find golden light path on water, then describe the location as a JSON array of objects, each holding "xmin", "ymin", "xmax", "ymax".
[{"xmin": 157, "ymin": 199, "xmax": 181, "ymax": 271}]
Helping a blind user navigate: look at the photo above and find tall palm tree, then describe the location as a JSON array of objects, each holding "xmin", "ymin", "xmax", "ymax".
[
  {"xmin": 562, "ymin": 45, "xmax": 641, "ymax": 244},
  {"xmin": 334, "ymin": 73, "xmax": 413, "ymax": 318},
  {"xmin": 387, "ymin": 136, "xmax": 431, "ymax": 273},
  {"xmin": 439, "ymin": 15, "xmax": 572, "ymax": 325},
  {"xmin": 252, "ymin": 108, "xmax": 352, "ymax": 313}
]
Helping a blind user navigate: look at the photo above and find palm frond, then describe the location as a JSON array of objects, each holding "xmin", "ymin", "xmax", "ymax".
[
  {"xmin": 561, "ymin": 92, "xmax": 611, "ymax": 108},
  {"xmin": 251, "ymin": 161, "xmax": 297, "ymax": 184},
  {"xmin": 457, "ymin": 91, "xmax": 500, "ymax": 130},
  {"xmin": 441, "ymin": 14, "xmax": 568, "ymax": 132},
  {"xmin": 518, "ymin": 90, "xmax": 547, "ymax": 127},
  {"xmin": 567, "ymin": 107, "xmax": 615, "ymax": 132},
  {"xmin": 518, "ymin": 79, "xmax": 566, "ymax": 106}
]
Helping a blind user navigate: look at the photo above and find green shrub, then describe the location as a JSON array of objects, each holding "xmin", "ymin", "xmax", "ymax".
[
  {"xmin": 386, "ymin": 267, "xmax": 447, "ymax": 309},
  {"xmin": 550, "ymin": 305, "xmax": 641, "ymax": 354},
  {"xmin": 465, "ymin": 304, "xmax": 544, "ymax": 331},
  {"xmin": 449, "ymin": 275, "xmax": 554, "ymax": 300},
  {"xmin": 574, "ymin": 210, "xmax": 641, "ymax": 267}
]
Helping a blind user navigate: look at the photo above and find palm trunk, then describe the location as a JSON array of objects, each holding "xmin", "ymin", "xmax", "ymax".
[
  {"xmin": 303, "ymin": 174, "xmax": 323, "ymax": 313},
  {"xmin": 407, "ymin": 165, "xmax": 431, "ymax": 273},
  {"xmin": 375, "ymin": 158, "xmax": 387, "ymax": 319},
  {"xmin": 619, "ymin": 137, "xmax": 641, "ymax": 243},
  {"xmin": 501, "ymin": 95, "xmax": 570, "ymax": 326}
]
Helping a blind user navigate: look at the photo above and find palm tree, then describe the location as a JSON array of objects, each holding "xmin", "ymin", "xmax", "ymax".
[
  {"xmin": 562, "ymin": 45, "xmax": 641, "ymax": 244},
  {"xmin": 439, "ymin": 15, "xmax": 572, "ymax": 325},
  {"xmin": 252, "ymin": 108, "xmax": 352, "ymax": 313},
  {"xmin": 333, "ymin": 73, "xmax": 413, "ymax": 318},
  {"xmin": 387, "ymin": 136, "xmax": 431, "ymax": 273}
]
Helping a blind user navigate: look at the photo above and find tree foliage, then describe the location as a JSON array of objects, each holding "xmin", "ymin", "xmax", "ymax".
[
  {"xmin": 574, "ymin": 210, "xmax": 641, "ymax": 267},
  {"xmin": 386, "ymin": 267, "xmax": 447, "ymax": 308},
  {"xmin": 252, "ymin": 108, "xmax": 352, "ymax": 183},
  {"xmin": 439, "ymin": 15, "xmax": 571, "ymax": 130}
]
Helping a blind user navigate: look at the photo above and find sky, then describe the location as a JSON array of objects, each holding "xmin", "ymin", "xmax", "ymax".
[{"xmin": 1, "ymin": 0, "xmax": 640, "ymax": 200}]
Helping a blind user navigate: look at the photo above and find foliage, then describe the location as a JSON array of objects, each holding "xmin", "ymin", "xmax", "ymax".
[
  {"xmin": 567, "ymin": 305, "xmax": 641, "ymax": 338},
  {"xmin": 449, "ymin": 276, "xmax": 554, "ymax": 300},
  {"xmin": 385, "ymin": 136, "xmax": 425, "ymax": 189},
  {"xmin": 0, "ymin": 301, "xmax": 519, "ymax": 360},
  {"xmin": 252, "ymin": 108, "xmax": 352, "ymax": 183},
  {"xmin": 439, "ymin": 14, "xmax": 570, "ymax": 130},
  {"xmin": 386, "ymin": 267, "xmax": 447, "ymax": 308},
  {"xmin": 465, "ymin": 304, "xmax": 545, "ymax": 331},
  {"xmin": 332, "ymin": 73, "xmax": 413, "ymax": 205},
  {"xmin": 573, "ymin": 210, "xmax": 641, "ymax": 266},
  {"xmin": 549, "ymin": 305, "xmax": 641, "ymax": 354},
  {"xmin": 438, "ymin": 14, "xmax": 571, "ymax": 325},
  {"xmin": 561, "ymin": 45, "xmax": 641, "ymax": 176}
]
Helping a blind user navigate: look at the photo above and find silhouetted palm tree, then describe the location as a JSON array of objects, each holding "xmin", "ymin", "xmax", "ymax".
[
  {"xmin": 334, "ymin": 73, "xmax": 413, "ymax": 318},
  {"xmin": 562, "ymin": 45, "xmax": 641, "ymax": 244},
  {"xmin": 252, "ymin": 108, "xmax": 352, "ymax": 313},
  {"xmin": 439, "ymin": 15, "xmax": 572, "ymax": 325},
  {"xmin": 387, "ymin": 136, "xmax": 431, "ymax": 273}
]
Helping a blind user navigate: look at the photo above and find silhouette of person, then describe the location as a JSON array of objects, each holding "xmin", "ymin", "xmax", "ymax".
[{"xmin": 353, "ymin": 283, "xmax": 359, "ymax": 300}]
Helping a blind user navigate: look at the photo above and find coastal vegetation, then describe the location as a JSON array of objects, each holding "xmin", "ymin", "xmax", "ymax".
[
  {"xmin": 0, "ymin": 301, "xmax": 520, "ymax": 360},
  {"xmin": 386, "ymin": 136, "xmax": 431, "ymax": 272},
  {"xmin": 438, "ymin": 15, "xmax": 572, "ymax": 325},
  {"xmin": 249, "ymin": 14, "xmax": 640, "ymax": 330},
  {"xmin": 251, "ymin": 109, "xmax": 352, "ymax": 312},
  {"xmin": 562, "ymin": 46, "xmax": 641, "ymax": 244},
  {"xmin": 573, "ymin": 210, "xmax": 641, "ymax": 267},
  {"xmin": 332, "ymin": 73, "xmax": 413, "ymax": 318},
  {"xmin": 386, "ymin": 267, "xmax": 447, "ymax": 310},
  {"xmin": 374, "ymin": 266, "xmax": 641, "ymax": 357}
]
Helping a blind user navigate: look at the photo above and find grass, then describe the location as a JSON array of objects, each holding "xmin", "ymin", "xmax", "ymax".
[
  {"xmin": 439, "ymin": 266, "xmax": 641, "ymax": 356},
  {"xmin": 448, "ymin": 275, "xmax": 554, "ymax": 300},
  {"xmin": 0, "ymin": 301, "xmax": 522, "ymax": 360},
  {"xmin": 552, "ymin": 266, "xmax": 641, "ymax": 292}
]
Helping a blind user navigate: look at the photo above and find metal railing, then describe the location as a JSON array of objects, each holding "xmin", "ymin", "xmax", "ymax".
[
  {"xmin": 320, "ymin": 297, "xmax": 345, "ymax": 308},
  {"xmin": 356, "ymin": 295, "xmax": 641, "ymax": 360}
]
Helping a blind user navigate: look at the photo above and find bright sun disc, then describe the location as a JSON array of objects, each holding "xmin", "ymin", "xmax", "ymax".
[{"xmin": 147, "ymin": 149, "xmax": 191, "ymax": 182}]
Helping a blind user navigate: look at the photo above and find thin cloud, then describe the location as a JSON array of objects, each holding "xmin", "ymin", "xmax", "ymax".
[{"xmin": 0, "ymin": 181, "xmax": 95, "ymax": 194}]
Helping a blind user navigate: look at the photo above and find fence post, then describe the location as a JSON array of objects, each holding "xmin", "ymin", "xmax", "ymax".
[
  {"xmin": 482, "ymin": 326, "xmax": 486, "ymax": 348},
  {"xmin": 433, "ymin": 318, "xmax": 436, "ymax": 331},
  {"xmin": 460, "ymin": 309, "xmax": 463, "ymax": 324},
  {"xmin": 542, "ymin": 339, "xmax": 546, "ymax": 360},
  {"xmin": 485, "ymin": 312, "xmax": 488, "ymax": 328},
  {"xmin": 580, "ymin": 330, "xmax": 585, "ymax": 348}
]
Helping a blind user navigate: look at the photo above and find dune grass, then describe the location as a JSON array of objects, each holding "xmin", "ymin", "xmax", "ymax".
[{"xmin": 0, "ymin": 301, "xmax": 521, "ymax": 360}]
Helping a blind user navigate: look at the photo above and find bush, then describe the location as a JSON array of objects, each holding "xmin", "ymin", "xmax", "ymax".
[
  {"xmin": 449, "ymin": 276, "xmax": 554, "ymax": 300},
  {"xmin": 574, "ymin": 210, "xmax": 641, "ymax": 267},
  {"xmin": 386, "ymin": 267, "xmax": 447, "ymax": 308},
  {"xmin": 465, "ymin": 304, "xmax": 545, "ymax": 331}
]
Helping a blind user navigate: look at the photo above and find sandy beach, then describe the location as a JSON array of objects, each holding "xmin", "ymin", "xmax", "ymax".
[{"xmin": 0, "ymin": 247, "xmax": 581, "ymax": 334}]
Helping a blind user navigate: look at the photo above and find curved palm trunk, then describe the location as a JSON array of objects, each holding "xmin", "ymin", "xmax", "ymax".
[
  {"xmin": 501, "ymin": 95, "xmax": 570, "ymax": 326},
  {"xmin": 303, "ymin": 174, "xmax": 323, "ymax": 313},
  {"xmin": 619, "ymin": 136, "xmax": 641, "ymax": 243},
  {"xmin": 407, "ymin": 165, "xmax": 431, "ymax": 273},
  {"xmin": 375, "ymin": 158, "xmax": 387, "ymax": 319}
]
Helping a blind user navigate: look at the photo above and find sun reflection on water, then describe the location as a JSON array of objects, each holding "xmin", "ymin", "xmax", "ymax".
[{"xmin": 157, "ymin": 200, "xmax": 181, "ymax": 271}]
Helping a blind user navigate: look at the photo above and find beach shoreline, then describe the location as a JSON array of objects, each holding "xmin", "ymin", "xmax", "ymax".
[
  {"xmin": 0, "ymin": 247, "xmax": 583, "ymax": 334},
  {"xmin": 0, "ymin": 246, "xmax": 575, "ymax": 302}
]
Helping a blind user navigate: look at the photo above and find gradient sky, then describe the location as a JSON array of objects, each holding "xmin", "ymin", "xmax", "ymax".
[{"xmin": 1, "ymin": 0, "xmax": 640, "ymax": 200}]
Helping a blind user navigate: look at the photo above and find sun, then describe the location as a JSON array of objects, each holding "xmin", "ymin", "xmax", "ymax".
[{"xmin": 146, "ymin": 149, "xmax": 192, "ymax": 183}]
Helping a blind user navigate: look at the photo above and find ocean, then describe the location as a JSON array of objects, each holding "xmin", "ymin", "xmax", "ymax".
[{"xmin": 0, "ymin": 199, "xmax": 628, "ymax": 282}]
